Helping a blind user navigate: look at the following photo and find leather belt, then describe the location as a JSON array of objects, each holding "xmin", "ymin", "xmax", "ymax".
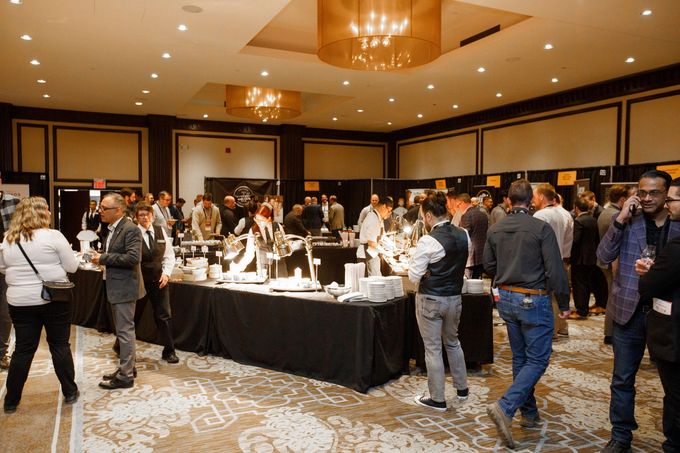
[{"xmin": 499, "ymin": 285, "xmax": 549, "ymax": 296}]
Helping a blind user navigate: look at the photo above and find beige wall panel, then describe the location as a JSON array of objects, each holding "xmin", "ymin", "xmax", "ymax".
[
  {"xmin": 178, "ymin": 135, "xmax": 275, "ymax": 201},
  {"xmin": 483, "ymin": 108, "xmax": 618, "ymax": 173},
  {"xmin": 19, "ymin": 126, "xmax": 46, "ymax": 173},
  {"xmin": 55, "ymin": 128, "xmax": 141, "ymax": 181},
  {"xmin": 304, "ymin": 143, "xmax": 383, "ymax": 179},
  {"xmin": 629, "ymin": 94, "xmax": 680, "ymax": 164},
  {"xmin": 399, "ymin": 133, "xmax": 476, "ymax": 179}
]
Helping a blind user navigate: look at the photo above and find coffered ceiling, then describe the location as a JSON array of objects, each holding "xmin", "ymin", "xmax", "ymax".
[{"xmin": 1, "ymin": 0, "xmax": 679, "ymax": 132}]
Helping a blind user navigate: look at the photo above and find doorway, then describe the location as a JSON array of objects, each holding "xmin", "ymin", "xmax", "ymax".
[{"xmin": 55, "ymin": 188, "xmax": 105, "ymax": 249}]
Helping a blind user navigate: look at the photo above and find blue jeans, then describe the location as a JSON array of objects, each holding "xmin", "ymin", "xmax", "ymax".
[
  {"xmin": 610, "ymin": 308, "xmax": 647, "ymax": 445},
  {"xmin": 496, "ymin": 290, "xmax": 553, "ymax": 419}
]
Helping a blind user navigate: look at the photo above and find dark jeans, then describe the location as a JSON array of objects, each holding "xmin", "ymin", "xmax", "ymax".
[
  {"xmin": 5, "ymin": 301, "xmax": 77, "ymax": 406},
  {"xmin": 610, "ymin": 307, "xmax": 647, "ymax": 446},
  {"xmin": 571, "ymin": 264, "xmax": 608, "ymax": 316},
  {"xmin": 657, "ymin": 359, "xmax": 680, "ymax": 452},
  {"xmin": 134, "ymin": 283, "xmax": 174, "ymax": 356},
  {"xmin": 496, "ymin": 290, "xmax": 553, "ymax": 419}
]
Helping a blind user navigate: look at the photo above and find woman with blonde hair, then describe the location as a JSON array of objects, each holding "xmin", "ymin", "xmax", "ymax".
[{"xmin": 0, "ymin": 196, "xmax": 78, "ymax": 414}]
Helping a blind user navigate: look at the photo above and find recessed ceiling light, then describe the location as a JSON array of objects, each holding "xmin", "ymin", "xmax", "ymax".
[
  {"xmin": 427, "ymin": 84, "xmax": 435, "ymax": 90},
  {"xmin": 544, "ymin": 43, "xmax": 553, "ymax": 50},
  {"xmin": 203, "ymin": 114, "xmax": 208, "ymax": 118},
  {"xmin": 477, "ymin": 67, "xmax": 486, "ymax": 73},
  {"xmin": 151, "ymin": 73, "xmax": 159, "ymax": 78},
  {"xmin": 356, "ymin": 109, "xmax": 364, "ymax": 113},
  {"xmin": 496, "ymin": 92, "xmax": 503, "ymax": 97},
  {"xmin": 260, "ymin": 70, "xmax": 269, "ymax": 77},
  {"xmin": 387, "ymin": 122, "xmax": 392, "ymax": 125},
  {"xmin": 37, "ymin": 79, "xmax": 46, "ymax": 84},
  {"xmin": 42, "ymin": 94, "xmax": 50, "ymax": 98},
  {"xmin": 162, "ymin": 52, "xmax": 171, "ymax": 59},
  {"xmin": 177, "ymin": 24, "xmax": 188, "ymax": 31},
  {"xmin": 30, "ymin": 59, "xmax": 40, "ymax": 65},
  {"xmin": 342, "ymin": 80, "xmax": 350, "ymax": 86},
  {"xmin": 641, "ymin": 9, "xmax": 652, "ymax": 16},
  {"xmin": 262, "ymin": 118, "xmax": 268, "ymax": 123},
  {"xmin": 134, "ymin": 101, "xmax": 143, "ymax": 106},
  {"xmin": 332, "ymin": 117, "xmax": 338, "ymax": 121},
  {"xmin": 417, "ymin": 113, "xmax": 423, "ymax": 118},
  {"xmin": 141, "ymin": 89, "xmax": 150, "ymax": 94},
  {"xmin": 388, "ymin": 98, "xmax": 395, "ymax": 102},
  {"xmin": 10, "ymin": 0, "xmax": 22, "ymax": 4},
  {"xmin": 20, "ymin": 34, "xmax": 32, "ymax": 41},
  {"xmin": 452, "ymin": 104, "xmax": 459, "ymax": 109},
  {"xmin": 625, "ymin": 57, "xmax": 635, "ymax": 63},
  {"xmin": 551, "ymin": 77, "xmax": 559, "ymax": 83}
]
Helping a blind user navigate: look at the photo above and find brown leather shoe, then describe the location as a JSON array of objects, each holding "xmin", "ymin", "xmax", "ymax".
[
  {"xmin": 567, "ymin": 312, "xmax": 587, "ymax": 320},
  {"xmin": 99, "ymin": 377, "xmax": 134, "ymax": 390},
  {"xmin": 487, "ymin": 402, "xmax": 515, "ymax": 449},
  {"xmin": 589, "ymin": 306, "xmax": 607, "ymax": 315},
  {"xmin": 0, "ymin": 355, "xmax": 10, "ymax": 370}
]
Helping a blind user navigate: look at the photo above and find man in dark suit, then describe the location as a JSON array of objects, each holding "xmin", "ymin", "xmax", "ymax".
[
  {"xmin": 569, "ymin": 198, "xmax": 607, "ymax": 319},
  {"xmin": 91, "ymin": 193, "xmax": 145, "ymax": 390},
  {"xmin": 220, "ymin": 195, "xmax": 239, "ymax": 236},
  {"xmin": 283, "ymin": 204, "xmax": 309, "ymax": 237},
  {"xmin": 302, "ymin": 196, "xmax": 323, "ymax": 236},
  {"xmin": 458, "ymin": 193, "xmax": 489, "ymax": 278}
]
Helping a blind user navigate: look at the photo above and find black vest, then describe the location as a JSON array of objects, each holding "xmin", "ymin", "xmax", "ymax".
[
  {"xmin": 140, "ymin": 225, "xmax": 166, "ymax": 283},
  {"xmin": 418, "ymin": 222, "xmax": 469, "ymax": 297},
  {"xmin": 85, "ymin": 211, "xmax": 100, "ymax": 231}
]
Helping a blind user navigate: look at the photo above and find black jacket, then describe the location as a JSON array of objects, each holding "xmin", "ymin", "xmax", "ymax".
[
  {"xmin": 570, "ymin": 213, "xmax": 600, "ymax": 266},
  {"xmin": 284, "ymin": 211, "xmax": 309, "ymax": 237},
  {"xmin": 302, "ymin": 204, "xmax": 324, "ymax": 229}
]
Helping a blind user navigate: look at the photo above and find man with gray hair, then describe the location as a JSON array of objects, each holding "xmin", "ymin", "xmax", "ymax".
[
  {"xmin": 152, "ymin": 191, "xmax": 176, "ymax": 237},
  {"xmin": 91, "ymin": 193, "xmax": 145, "ymax": 390},
  {"xmin": 284, "ymin": 204, "xmax": 309, "ymax": 237}
]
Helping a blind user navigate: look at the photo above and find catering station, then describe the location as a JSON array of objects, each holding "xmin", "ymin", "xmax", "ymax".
[{"xmin": 71, "ymin": 224, "xmax": 493, "ymax": 393}]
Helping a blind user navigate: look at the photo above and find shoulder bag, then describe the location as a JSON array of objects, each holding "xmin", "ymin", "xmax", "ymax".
[{"xmin": 17, "ymin": 241, "xmax": 75, "ymax": 302}]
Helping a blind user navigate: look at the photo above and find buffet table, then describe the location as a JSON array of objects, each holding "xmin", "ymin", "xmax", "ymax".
[{"xmin": 70, "ymin": 269, "xmax": 405, "ymax": 393}]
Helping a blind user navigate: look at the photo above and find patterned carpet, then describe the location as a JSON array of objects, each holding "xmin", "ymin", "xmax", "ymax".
[{"xmin": 0, "ymin": 314, "xmax": 665, "ymax": 452}]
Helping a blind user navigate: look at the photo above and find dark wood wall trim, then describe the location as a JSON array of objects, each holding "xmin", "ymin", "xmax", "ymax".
[
  {"xmin": 303, "ymin": 127, "xmax": 390, "ymax": 143},
  {"xmin": 174, "ymin": 132, "xmax": 278, "ymax": 197},
  {"xmin": 396, "ymin": 129, "xmax": 478, "ymax": 177},
  {"xmin": 52, "ymin": 125, "xmax": 143, "ymax": 183},
  {"xmin": 624, "ymin": 88, "xmax": 680, "ymax": 165},
  {"xmin": 302, "ymin": 139, "xmax": 388, "ymax": 178},
  {"xmin": 174, "ymin": 118, "xmax": 280, "ymax": 136},
  {"xmin": 0, "ymin": 103, "xmax": 12, "ymax": 172},
  {"xmin": 148, "ymin": 115, "xmax": 174, "ymax": 195},
  {"xmin": 393, "ymin": 62, "xmax": 680, "ymax": 142},
  {"xmin": 16, "ymin": 123, "xmax": 49, "ymax": 173},
  {"xmin": 13, "ymin": 106, "xmax": 147, "ymax": 128}
]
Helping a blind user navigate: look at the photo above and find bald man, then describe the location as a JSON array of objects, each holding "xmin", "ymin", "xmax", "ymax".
[{"xmin": 220, "ymin": 195, "xmax": 239, "ymax": 236}]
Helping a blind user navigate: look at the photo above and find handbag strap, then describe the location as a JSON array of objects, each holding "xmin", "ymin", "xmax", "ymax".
[{"xmin": 16, "ymin": 241, "xmax": 45, "ymax": 283}]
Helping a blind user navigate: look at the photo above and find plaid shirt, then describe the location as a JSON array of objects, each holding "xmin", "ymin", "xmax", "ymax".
[
  {"xmin": 597, "ymin": 214, "xmax": 680, "ymax": 325},
  {"xmin": 0, "ymin": 193, "xmax": 20, "ymax": 232}
]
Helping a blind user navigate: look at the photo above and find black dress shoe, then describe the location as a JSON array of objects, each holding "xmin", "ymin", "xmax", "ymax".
[
  {"xmin": 163, "ymin": 352, "xmax": 179, "ymax": 364},
  {"xmin": 64, "ymin": 391, "xmax": 80, "ymax": 405},
  {"xmin": 3, "ymin": 403, "xmax": 18, "ymax": 414},
  {"xmin": 99, "ymin": 377, "xmax": 134, "ymax": 390},
  {"xmin": 102, "ymin": 367, "xmax": 137, "ymax": 380}
]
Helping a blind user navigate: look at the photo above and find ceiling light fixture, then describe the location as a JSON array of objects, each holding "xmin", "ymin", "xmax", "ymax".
[
  {"xmin": 317, "ymin": 0, "xmax": 442, "ymax": 71},
  {"xmin": 641, "ymin": 9, "xmax": 652, "ymax": 16},
  {"xmin": 162, "ymin": 52, "xmax": 171, "ymax": 59},
  {"xmin": 427, "ymin": 84, "xmax": 435, "ymax": 90},
  {"xmin": 387, "ymin": 121, "xmax": 392, "ymax": 125},
  {"xmin": 10, "ymin": 0, "xmax": 22, "ymax": 4},
  {"xmin": 203, "ymin": 114, "xmax": 209, "ymax": 118},
  {"xmin": 37, "ymin": 79, "xmax": 46, "ymax": 84},
  {"xmin": 151, "ymin": 73, "xmax": 159, "ymax": 78},
  {"xmin": 625, "ymin": 57, "xmax": 635, "ymax": 63},
  {"xmin": 342, "ymin": 80, "xmax": 350, "ymax": 86},
  {"xmin": 177, "ymin": 24, "xmax": 188, "ymax": 31},
  {"xmin": 356, "ymin": 109, "xmax": 364, "ymax": 113},
  {"xmin": 30, "ymin": 59, "xmax": 40, "ymax": 65},
  {"xmin": 477, "ymin": 67, "xmax": 486, "ymax": 73},
  {"xmin": 42, "ymin": 94, "xmax": 50, "ymax": 98},
  {"xmin": 551, "ymin": 77, "xmax": 559, "ymax": 83},
  {"xmin": 417, "ymin": 113, "xmax": 423, "ymax": 118},
  {"xmin": 260, "ymin": 70, "xmax": 269, "ymax": 77},
  {"xmin": 225, "ymin": 85, "xmax": 302, "ymax": 122},
  {"xmin": 135, "ymin": 101, "xmax": 143, "ymax": 106},
  {"xmin": 20, "ymin": 34, "xmax": 32, "ymax": 41},
  {"xmin": 388, "ymin": 98, "xmax": 395, "ymax": 102},
  {"xmin": 452, "ymin": 104, "xmax": 459, "ymax": 109},
  {"xmin": 544, "ymin": 43, "xmax": 553, "ymax": 50},
  {"xmin": 496, "ymin": 92, "xmax": 503, "ymax": 97},
  {"xmin": 332, "ymin": 117, "xmax": 338, "ymax": 121},
  {"xmin": 142, "ymin": 89, "xmax": 150, "ymax": 94}
]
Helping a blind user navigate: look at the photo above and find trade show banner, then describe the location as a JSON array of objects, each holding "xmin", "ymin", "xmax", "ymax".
[
  {"xmin": 205, "ymin": 178, "xmax": 276, "ymax": 207},
  {"xmin": 557, "ymin": 170, "xmax": 577, "ymax": 186},
  {"xmin": 0, "ymin": 183, "xmax": 30, "ymax": 199}
]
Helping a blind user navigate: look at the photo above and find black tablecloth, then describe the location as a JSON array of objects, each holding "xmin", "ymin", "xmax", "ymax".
[
  {"xmin": 284, "ymin": 246, "xmax": 357, "ymax": 285},
  {"xmin": 405, "ymin": 292, "xmax": 494, "ymax": 367},
  {"xmin": 70, "ymin": 269, "xmax": 404, "ymax": 393}
]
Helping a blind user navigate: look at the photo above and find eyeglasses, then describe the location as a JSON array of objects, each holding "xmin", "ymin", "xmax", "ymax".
[
  {"xmin": 98, "ymin": 206, "xmax": 117, "ymax": 212},
  {"xmin": 666, "ymin": 197, "xmax": 680, "ymax": 204},
  {"xmin": 638, "ymin": 190, "xmax": 665, "ymax": 199}
]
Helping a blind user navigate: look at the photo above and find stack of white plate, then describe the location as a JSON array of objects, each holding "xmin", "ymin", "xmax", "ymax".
[
  {"xmin": 368, "ymin": 281, "xmax": 387, "ymax": 302},
  {"xmin": 384, "ymin": 281, "xmax": 395, "ymax": 300},
  {"xmin": 466, "ymin": 279, "xmax": 484, "ymax": 294},
  {"xmin": 359, "ymin": 277, "xmax": 371, "ymax": 296},
  {"xmin": 386, "ymin": 276, "xmax": 405, "ymax": 298}
]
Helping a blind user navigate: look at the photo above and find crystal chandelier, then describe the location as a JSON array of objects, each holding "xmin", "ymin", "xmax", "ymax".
[
  {"xmin": 225, "ymin": 85, "xmax": 302, "ymax": 122},
  {"xmin": 317, "ymin": 0, "xmax": 441, "ymax": 71}
]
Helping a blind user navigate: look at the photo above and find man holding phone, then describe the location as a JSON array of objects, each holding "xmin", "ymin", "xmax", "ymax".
[{"xmin": 597, "ymin": 170, "xmax": 680, "ymax": 453}]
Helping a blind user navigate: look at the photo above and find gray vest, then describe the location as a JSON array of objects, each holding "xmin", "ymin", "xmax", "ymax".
[{"xmin": 418, "ymin": 223, "xmax": 468, "ymax": 297}]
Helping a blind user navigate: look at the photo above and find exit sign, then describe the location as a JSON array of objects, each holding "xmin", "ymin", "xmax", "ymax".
[{"xmin": 93, "ymin": 178, "xmax": 106, "ymax": 189}]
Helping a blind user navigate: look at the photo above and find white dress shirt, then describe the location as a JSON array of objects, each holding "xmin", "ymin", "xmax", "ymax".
[
  {"xmin": 357, "ymin": 204, "xmax": 373, "ymax": 229},
  {"xmin": 533, "ymin": 205, "xmax": 572, "ymax": 259},
  {"xmin": 408, "ymin": 220, "xmax": 472, "ymax": 284},
  {"xmin": 356, "ymin": 210, "xmax": 382, "ymax": 259},
  {"xmin": 138, "ymin": 224, "xmax": 175, "ymax": 277}
]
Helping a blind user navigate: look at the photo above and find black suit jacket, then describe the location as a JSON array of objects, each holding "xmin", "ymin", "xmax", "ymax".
[
  {"xmin": 570, "ymin": 213, "xmax": 599, "ymax": 266},
  {"xmin": 283, "ymin": 211, "xmax": 309, "ymax": 237},
  {"xmin": 220, "ymin": 206, "xmax": 238, "ymax": 236},
  {"xmin": 461, "ymin": 206, "xmax": 489, "ymax": 266},
  {"xmin": 302, "ymin": 204, "xmax": 323, "ymax": 229}
]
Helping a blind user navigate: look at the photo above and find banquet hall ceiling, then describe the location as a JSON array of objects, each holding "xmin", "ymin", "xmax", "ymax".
[{"xmin": 1, "ymin": 0, "xmax": 680, "ymax": 132}]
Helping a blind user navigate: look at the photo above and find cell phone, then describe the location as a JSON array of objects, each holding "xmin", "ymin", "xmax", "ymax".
[{"xmin": 629, "ymin": 204, "xmax": 637, "ymax": 216}]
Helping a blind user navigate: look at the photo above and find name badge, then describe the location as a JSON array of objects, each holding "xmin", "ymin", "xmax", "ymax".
[
  {"xmin": 157, "ymin": 239, "xmax": 165, "ymax": 244},
  {"xmin": 653, "ymin": 298, "xmax": 672, "ymax": 316}
]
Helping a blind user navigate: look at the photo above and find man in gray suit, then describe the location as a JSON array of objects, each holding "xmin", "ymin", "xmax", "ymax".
[
  {"xmin": 91, "ymin": 193, "xmax": 145, "ymax": 390},
  {"xmin": 328, "ymin": 195, "xmax": 345, "ymax": 240}
]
